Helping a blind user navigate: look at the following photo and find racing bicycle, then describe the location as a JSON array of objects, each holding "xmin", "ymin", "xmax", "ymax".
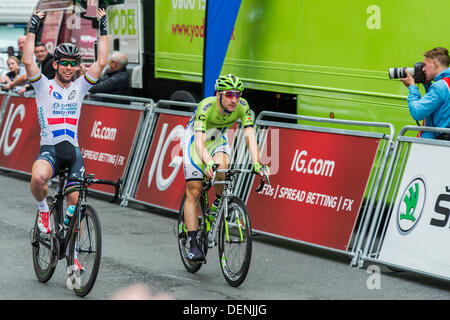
[
  {"xmin": 30, "ymin": 168, "xmax": 121, "ymax": 297},
  {"xmin": 176, "ymin": 166, "xmax": 267, "ymax": 287}
]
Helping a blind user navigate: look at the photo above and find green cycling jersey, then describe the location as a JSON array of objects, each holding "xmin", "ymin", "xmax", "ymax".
[{"xmin": 189, "ymin": 96, "xmax": 254, "ymax": 133}]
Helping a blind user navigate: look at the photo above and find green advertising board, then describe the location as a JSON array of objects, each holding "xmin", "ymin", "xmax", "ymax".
[{"xmin": 155, "ymin": 0, "xmax": 450, "ymax": 134}]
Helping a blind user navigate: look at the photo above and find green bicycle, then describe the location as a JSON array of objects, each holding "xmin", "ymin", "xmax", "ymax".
[{"xmin": 176, "ymin": 166, "xmax": 266, "ymax": 287}]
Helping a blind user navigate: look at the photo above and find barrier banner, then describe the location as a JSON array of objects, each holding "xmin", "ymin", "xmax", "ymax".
[
  {"xmin": 134, "ymin": 112, "xmax": 239, "ymax": 211},
  {"xmin": 78, "ymin": 104, "xmax": 142, "ymax": 193},
  {"xmin": 0, "ymin": 97, "xmax": 142, "ymax": 194},
  {"xmin": 134, "ymin": 113, "xmax": 190, "ymax": 210},
  {"xmin": 379, "ymin": 143, "xmax": 450, "ymax": 279},
  {"xmin": 246, "ymin": 127, "xmax": 380, "ymax": 250},
  {"xmin": 0, "ymin": 96, "xmax": 41, "ymax": 173}
]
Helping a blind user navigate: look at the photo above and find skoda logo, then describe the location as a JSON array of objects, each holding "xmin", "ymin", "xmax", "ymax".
[
  {"xmin": 396, "ymin": 176, "xmax": 426, "ymax": 235},
  {"xmin": 53, "ymin": 91, "xmax": 62, "ymax": 100}
]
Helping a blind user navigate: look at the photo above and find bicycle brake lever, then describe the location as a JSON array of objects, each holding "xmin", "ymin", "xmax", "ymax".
[
  {"xmin": 110, "ymin": 178, "xmax": 122, "ymax": 203},
  {"xmin": 255, "ymin": 178, "xmax": 265, "ymax": 193},
  {"xmin": 203, "ymin": 164, "xmax": 218, "ymax": 191}
]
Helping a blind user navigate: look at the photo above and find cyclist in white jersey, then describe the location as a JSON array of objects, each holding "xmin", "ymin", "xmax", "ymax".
[{"xmin": 24, "ymin": 9, "xmax": 109, "ymax": 256}]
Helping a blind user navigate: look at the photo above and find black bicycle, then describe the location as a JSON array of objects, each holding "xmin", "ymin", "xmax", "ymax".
[
  {"xmin": 30, "ymin": 168, "xmax": 121, "ymax": 297},
  {"xmin": 176, "ymin": 166, "xmax": 267, "ymax": 287}
]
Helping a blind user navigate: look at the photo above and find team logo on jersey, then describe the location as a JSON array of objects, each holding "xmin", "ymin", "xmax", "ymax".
[
  {"xmin": 68, "ymin": 90, "xmax": 76, "ymax": 100},
  {"xmin": 202, "ymin": 103, "xmax": 212, "ymax": 111},
  {"xmin": 53, "ymin": 91, "xmax": 62, "ymax": 100}
]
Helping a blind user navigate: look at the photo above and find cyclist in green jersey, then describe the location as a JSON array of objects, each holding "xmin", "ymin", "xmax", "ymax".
[{"xmin": 181, "ymin": 74, "xmax": 269, "ymax": 261}]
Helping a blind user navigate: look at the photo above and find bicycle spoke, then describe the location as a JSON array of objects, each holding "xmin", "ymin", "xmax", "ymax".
[
  {"xmin": 31, "ymin": 198, "xmax": 58, "ymax": 283},
  {"xmin": 69, "ymin": 206, "xmax": 101, "ymax": 297},
  {"xmin": 218, "ymin": 197, "xmax": 252, "ymax": 287}
]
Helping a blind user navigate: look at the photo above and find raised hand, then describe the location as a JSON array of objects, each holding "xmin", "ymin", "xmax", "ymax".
[{"xmin": 97, "ymin": 8, "xmax": 108, "ymax": 36}]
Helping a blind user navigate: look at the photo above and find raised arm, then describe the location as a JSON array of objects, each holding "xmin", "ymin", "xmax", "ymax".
[
  {"xmin": 23, "ymin": 11, "xmax": 46, "ymax": 77},
  {"xmin": 86, "ymin": 8, "xmax": 109, "ymax": 79}
]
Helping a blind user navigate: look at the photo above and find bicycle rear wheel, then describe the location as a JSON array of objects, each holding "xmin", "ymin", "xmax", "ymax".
[
  {"xmin": 218, "ymin": 196, "xmax": 252, "ymax": 287},
  {"xmin": 31, "ymin": 197, "xmax": 59, "ymax": 283},
  {"xmin": 176, "ymin": 194, "xmax": 208, "ymax": 273},
  {"xmin": 68, "ymin": 205, "xmax": 102, "ymax": 297}
]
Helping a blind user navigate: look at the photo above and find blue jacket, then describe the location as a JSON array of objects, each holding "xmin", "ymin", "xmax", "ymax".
[{"xmin": 407, "ymin": 67, "xmax": 450, "ymax": 139}]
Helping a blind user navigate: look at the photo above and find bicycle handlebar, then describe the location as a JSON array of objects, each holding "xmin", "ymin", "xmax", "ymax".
[
  {"xmin": 65, "ymin": 174, "xmax": 123, "ymax": 203},
  {"xmin": 203, "ymin": 166, "xmax": 269, "ymax": 193}
]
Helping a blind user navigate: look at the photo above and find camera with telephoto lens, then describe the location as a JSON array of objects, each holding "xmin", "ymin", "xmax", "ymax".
[{"xmin": 388, "ymin": 62, "xmax": 426, "ymax": 83}]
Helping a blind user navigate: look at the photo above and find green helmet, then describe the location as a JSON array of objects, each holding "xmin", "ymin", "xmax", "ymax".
[{"xmin": 215, "ymin": 74, "xmax": 244, "ymax": 92}]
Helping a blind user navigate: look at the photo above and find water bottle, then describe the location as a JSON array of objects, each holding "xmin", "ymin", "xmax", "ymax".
[{"xmin": 64, "ymin": 205, "xmax": 75, "ymax": 228}]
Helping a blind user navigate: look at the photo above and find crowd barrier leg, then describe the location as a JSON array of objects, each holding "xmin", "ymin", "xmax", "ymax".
[{"xmin": 121, "ymin": 104, "xmax": 157, "ymax": 206}]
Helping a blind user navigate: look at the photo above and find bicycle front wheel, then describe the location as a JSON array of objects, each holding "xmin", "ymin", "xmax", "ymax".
[
  {"xmin": 31, "ymin": 197, "xmax": 59, "ymax": 283},
  {"xmin": 68, "ymin": 205, "xmax": 102, "ymax": 297},
  {"xmin": 218, "ymin": 196, "xmax": 252, "ymax": 287}
]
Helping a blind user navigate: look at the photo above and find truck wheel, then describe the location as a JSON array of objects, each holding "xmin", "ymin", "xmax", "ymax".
[{"xmin": 169, "ymin": 90, "xmax": 199, "ymax": 112}]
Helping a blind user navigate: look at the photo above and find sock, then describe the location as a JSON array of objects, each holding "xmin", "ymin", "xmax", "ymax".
[{"xmin": 38, "ymin": 199, "xmax": 49, "ymax": 213}]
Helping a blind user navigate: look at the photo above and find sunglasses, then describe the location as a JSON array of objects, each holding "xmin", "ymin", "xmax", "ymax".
[
  {"xmin": 58, "ymin": 60, "xmax": 78, "ymax": 67},
  {"xmin": 223, "ymin": 91, "xmax": 240, "ymax": 98}
]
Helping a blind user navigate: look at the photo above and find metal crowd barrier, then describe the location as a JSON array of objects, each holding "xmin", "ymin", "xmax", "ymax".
[
  {"xmin": 0, "ymin": 90, "xmax": 153, "ymax": 199},
  {"xmin": 120, "ymin": 100, "xmax": 196, "ymax": 208},
  {"xmin": 81, "ymin": 93, "xmax": 155, "ymax": 198},
  {"xmin": 2, "ymin": 90, "xmax": 449, "ymax": 282},
  {"xmin": 356, "ymin": 125, "xmax": 450, "ymax": 281},
  {"xmin": 231, "ymin": 110, "xmax": 395, "ymax": 261}
]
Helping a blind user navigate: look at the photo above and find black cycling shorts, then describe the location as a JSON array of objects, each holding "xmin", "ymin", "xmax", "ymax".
[{"xmin": 36, "ymin": 141, "xmax": 85, "ymax": 191}]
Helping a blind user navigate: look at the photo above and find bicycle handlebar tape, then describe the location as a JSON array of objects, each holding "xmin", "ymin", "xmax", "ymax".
[
  {"xmin": 28, "ymin": 14, "xmax": 42, "ymax": 34},
  {"xmin": 100, "ymin": 15, "xmax": 108, "ymax": 36}
]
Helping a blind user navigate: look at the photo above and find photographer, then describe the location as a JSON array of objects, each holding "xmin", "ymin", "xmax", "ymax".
[{"xmin": 400, "ymin": 47, "xmax": 450, "ymax": 140}]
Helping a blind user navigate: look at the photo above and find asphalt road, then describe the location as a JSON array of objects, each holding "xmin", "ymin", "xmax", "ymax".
[{"xmin": 0, "ymin": 170, "xmax": 449, "ymax": 301}]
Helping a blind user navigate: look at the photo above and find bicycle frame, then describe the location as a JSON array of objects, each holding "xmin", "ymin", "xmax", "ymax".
[
  {"xmin": 177, "ymin": 166, "xmax": 265, "ymax": 286},
  {"xmin": 32, "ymin": 170, "xmax": 121, "ymax": 260},
  {"xmin": 50, "ymin": 172, "xmax": 92, "ymax": 260},
  {"xmin": 205, "ymin": 168, "xmax": 258, "ymax": 248}
]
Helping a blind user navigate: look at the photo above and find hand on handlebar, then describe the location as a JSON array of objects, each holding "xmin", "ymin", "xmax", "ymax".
[
  {"xmin": 253, "ymin": 163, "xmax": 270, "ymax": 183},
  {"xmin": 253, "ymin": 163, "xmax": 270, "ymax": 193},
  {"xmin": 205, "ymin": 160, "xmax": 217, "ymax": 180}
]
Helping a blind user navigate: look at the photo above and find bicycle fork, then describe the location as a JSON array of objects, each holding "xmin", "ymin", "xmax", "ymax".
[{"xmin": 222, "ymin": 201, "xmax": 246, "ymax": 245}]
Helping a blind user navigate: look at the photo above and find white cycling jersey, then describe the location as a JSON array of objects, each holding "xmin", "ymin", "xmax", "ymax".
[{"xmin": 29, "ymin": 72, "xmax": 97, "ymax": 146}]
